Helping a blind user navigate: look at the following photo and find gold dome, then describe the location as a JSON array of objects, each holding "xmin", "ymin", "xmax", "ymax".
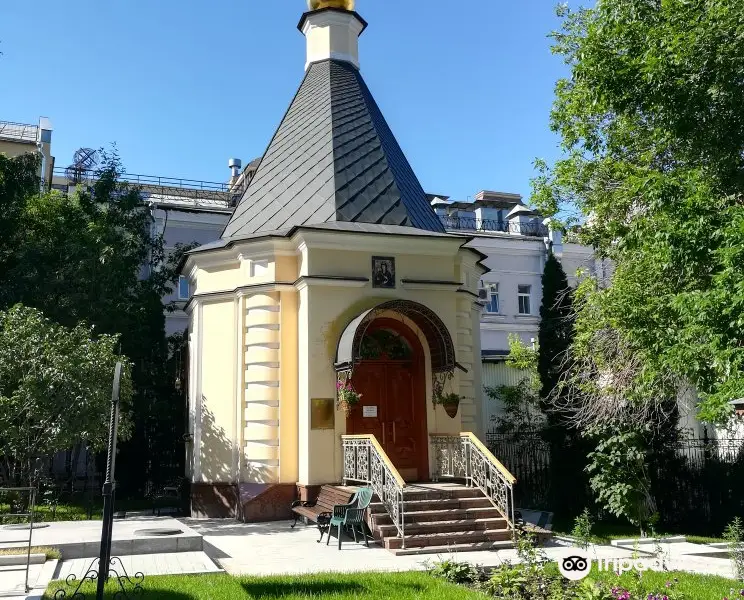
[{"xmin": 307, "ymin": 0, "xmax": 355, "ymax": 11}]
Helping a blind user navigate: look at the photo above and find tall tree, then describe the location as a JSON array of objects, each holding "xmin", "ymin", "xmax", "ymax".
[
  {"xmin": 532, "ymin": 0, "xmax": 744, "ymax": 427},
  {"xmin": 0, "ymin": 151, "xmax": 189, "ymax": 493},
  {"xmin": 0, "ymin": 305, "xmax": 132, "ymax": 486},
  {"xmin": 537, "ymin": 252, "xmax": 573, "ymax": 404}
]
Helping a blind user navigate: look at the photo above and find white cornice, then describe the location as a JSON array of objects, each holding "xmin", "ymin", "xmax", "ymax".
[
  {"xmin": 401, "ymin": 280, "xmax": 462, "ymax": 292},
  {"xmin": 482, "ymin": 321, "xmax": 540, "ymax": 333},
  {"xmin": 183, "ymin": 238, "xmax": 298, "ymax": 274},
  {"xmin": 292, "ymin": 230, "xmax": 463, "ymax": 257}
]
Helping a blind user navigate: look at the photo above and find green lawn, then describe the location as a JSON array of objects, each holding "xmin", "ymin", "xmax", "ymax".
[
  {"xmin": 551, "ymin": 516, "xmax": 725, "ymax": 545},
  {"xmin": 46, "ymin": 572, "xmax": 483, "ymax": 600},
  {"xmin": 592, "ymin": 569, "xmax": 743, "ymax": 599}
]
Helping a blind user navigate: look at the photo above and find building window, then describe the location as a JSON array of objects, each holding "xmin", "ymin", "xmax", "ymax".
[
  {"xmin": 518, "ymin": 285, "xmax": 531, "ymax": 315},
  {"xmin": 178, "ymin": 276, "xmax": 190, "ymax": 301},
  {"xmin": 486, "ymin": 283, "xmax": 500, "ymax": 314}
]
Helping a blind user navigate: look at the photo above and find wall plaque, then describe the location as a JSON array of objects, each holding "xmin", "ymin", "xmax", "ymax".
[
  {"xmin": 362, "ymin": 405, "xmax": 378, "ymax": 418},
  {"xmin": 311, "ymin": 398, "xmax": 335, "ymax": 430}
]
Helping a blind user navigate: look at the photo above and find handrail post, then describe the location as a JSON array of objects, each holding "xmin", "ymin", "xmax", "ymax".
[
  {"xmin": 463, "ymin": 437, "xmax": 470, "ymax": 486},
  {"xmin": 510, "ymin": 485, "xmax": 516, "ymax": 541},
  {"xmin": 400, "ymin": 491, "xmax": 405, "ymax": 549}
]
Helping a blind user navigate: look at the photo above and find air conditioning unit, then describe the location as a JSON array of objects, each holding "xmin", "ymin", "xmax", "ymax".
[{"xmin": 478, "ymin": 287, "xmax": 489, "ymax": 301}]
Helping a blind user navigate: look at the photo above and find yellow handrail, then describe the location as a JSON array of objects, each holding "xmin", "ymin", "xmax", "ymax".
[
  {"xmin": 342, "ymin": 434, "xmax": 406, "ymax": 488},
  {"xmin": 460, "ymin": 432, "xmax": 517, "ymax": 485}
]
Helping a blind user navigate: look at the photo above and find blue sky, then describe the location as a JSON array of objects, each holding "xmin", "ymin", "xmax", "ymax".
[{"xmin": 1, "ymin": 1, "xmax": 570, "ymax": 202}]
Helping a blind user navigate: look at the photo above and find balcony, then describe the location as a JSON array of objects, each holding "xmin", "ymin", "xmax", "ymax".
[{"xmin": 439, "ymin": 215, "xmax": 548, "ymax": 238}]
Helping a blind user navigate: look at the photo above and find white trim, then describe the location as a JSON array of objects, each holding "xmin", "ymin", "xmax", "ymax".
[
  {"xmin": 293, "ymin": 277, "xmax": 368, "ymax": 292},
  {"xmin": 481, "ymin": 321, "xmax": 540, "ymax": 333},
  {"xmin": 193, "ymin": 303, "xmax": 204, "ymax": 481},
  {"xmin": 291, "ymin": 230, "xmax": 464, "ymax": 257},
  {"xmin": 400, "ymin": 281, "xmax": 462, "ymax": 292},
  {"xmin": 232, "ymin": 295, "xmax": 242, "ymax": 484}
]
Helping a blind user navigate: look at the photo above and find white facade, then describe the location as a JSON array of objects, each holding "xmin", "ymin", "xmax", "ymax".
[
  {"xmin": 434, "ymin": 192, "xmax": 599, "ymax": 431},
  {"xmin": 152, "ymin": 207, "xmax": 231, "ymax": 336}
]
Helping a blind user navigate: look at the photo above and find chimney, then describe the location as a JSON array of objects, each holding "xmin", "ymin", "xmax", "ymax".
[
  {"xmin": 298, "ymin": 1, "xmax": 367, "ymax": 72},
  {"xmin": 228, "ymin": 158, "xmax": 242, "ymax": 185}
]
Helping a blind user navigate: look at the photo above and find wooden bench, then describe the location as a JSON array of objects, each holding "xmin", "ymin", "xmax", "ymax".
[{"xmin": 290, "ymin": 485, "xmax": 356, "ymax": 542}]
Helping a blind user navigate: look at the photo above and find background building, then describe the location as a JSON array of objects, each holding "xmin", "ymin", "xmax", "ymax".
[
  {"xmin": 0, "ymin": 117, "xmax": 54, "ymax": 188},
  {"xmin": 431, "ymin": 191, "xmax": 599, "ymax": 427}
]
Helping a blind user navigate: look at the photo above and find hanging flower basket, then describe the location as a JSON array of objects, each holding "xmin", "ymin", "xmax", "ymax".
[
  {"xmin": 433, "ymin": 391, "xmax": 461, "ymax": 419},
  {"xmin": 432, "ymin": 370, "xmax": 459, "ymax": 417},
  {"xmin": 336, "ymin": 373, "xmax": 362, "ymax": 415}
]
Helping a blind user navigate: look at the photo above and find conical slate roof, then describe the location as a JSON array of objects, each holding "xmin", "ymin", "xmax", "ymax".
[{"xmin": 222, "ymin": 59, "xmax": 445, "ymax": 239}]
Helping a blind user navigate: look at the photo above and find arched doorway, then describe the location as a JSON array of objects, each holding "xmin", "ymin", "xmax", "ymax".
[{"xmin": 345, "ymin": 318, "xmax": 429, "ymax": 481}]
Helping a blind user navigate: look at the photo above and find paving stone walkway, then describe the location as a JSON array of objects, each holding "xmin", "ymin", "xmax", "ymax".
[
  {"xmin": 1, "ymin": 516, "xmax": 738, "ymax": 599},
  {"xmin": 180, "ymin": 518, "xmax": 641, "ymax": 576},
  {"xmin": 54, "ymin": 551, "xmax": 221, "ymax": 581}
]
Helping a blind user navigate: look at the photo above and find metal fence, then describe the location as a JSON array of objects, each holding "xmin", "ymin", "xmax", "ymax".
[
  {"xmin": 486, "ymin": 427, "xmax": 744, "ymax": 533},
  {"xmin": 440, "ymin": 216, "xmax": 549, "ymax": 237},
  {"xmin": 486, "ymin": 430, "xmax": 552, "ymax": 510}
]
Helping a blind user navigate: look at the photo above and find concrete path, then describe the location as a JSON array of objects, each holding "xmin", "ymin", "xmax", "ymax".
[
  {"xmin": 53, "ymin": 551, "xmax": 221, "ymax": 582},
  {"xmin": 0, "ymin": 560, "xmax": 57, "ymax": 600},
  {"xmin": 180, "ymin": 518, "xmax": 641, "ymax": 576},
  {"xmin": 0, "ymin": 517, "xmax": 201, "ymax": 560}
]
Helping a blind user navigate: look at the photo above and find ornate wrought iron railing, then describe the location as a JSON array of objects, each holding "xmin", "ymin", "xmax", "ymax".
[
  {"xmin": 439, "ymin": 215, "xmax": 549, "ymax": 238},
  {"xmin": 342, "ymin": 434, "xmax": 407, "ymax": 548},
  {"xmin": 430, "ymin": 432, "xmax": 517, "ymax": 532}
]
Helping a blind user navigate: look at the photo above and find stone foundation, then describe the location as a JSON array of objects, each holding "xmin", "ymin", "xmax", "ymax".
[
  {"xmin": 190, "ymin": 483, "xmax": 239, "ymax": 519},
  {"xmin": 238, "ymin": 483, "xmax": 297, "ymax": 522}
]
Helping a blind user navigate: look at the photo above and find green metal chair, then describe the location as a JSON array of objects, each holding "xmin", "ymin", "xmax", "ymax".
[{"xmin": 326, "ymin": 486, "xmax": 373, "ymax": 549}]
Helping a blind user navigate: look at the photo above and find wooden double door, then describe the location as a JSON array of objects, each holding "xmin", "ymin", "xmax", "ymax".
[{"xmin": 346, "ymin": 321, "xmax": 429, "ymax": 482}]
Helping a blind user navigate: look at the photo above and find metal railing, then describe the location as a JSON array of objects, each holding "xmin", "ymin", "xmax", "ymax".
[
  {"xmin": 440, "ymin": 215, "xmax": 548, "ymax": 238},
  {"xmin": 51, "ymin": 167, "xmax": 246, "ymax": 210},
  {"xmin": 0, "ymin": 487, "xmax": 37, "ymax": 595},
  {"xmin": 0, "ymin": 121, "xmax": 39, "ymax": 143},
  {"xmin": 342, "ymin": 435, "xmax": 407, "ymax": 548},
  {"xmin": 430, "ymin": 432, "xmax": 517, "ymax": 533}
]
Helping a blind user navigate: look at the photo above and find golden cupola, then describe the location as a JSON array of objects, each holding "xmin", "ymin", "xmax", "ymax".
[{"xmin": 307, "ymin": 0, "xmax": 355, "ymax": 10}]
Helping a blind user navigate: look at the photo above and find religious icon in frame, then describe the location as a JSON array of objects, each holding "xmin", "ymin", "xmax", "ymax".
[{"xmin": 372, "ymin": 256, "xmax": 395, "ymax": 289}]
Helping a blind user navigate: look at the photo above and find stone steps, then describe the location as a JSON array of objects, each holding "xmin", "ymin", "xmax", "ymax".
[
  {"xmin": 362, "ymin": 483, "xmax": 516, "ymax": 555},
  {"xmin": 369, "ymin": 506, "xmax": 503, "ymax": 526},
  {"xmin": 391, "ymin": 540, "xmax": 515, "ymax": 556},
  {"xmin": 375, "ymin": 517, "xmax": 508, "ymax": 538},
  {"xmin": 384, "ymin": 528, "xmax": 513, "ymax": 550},
  {"xmin": 369, "ymin": 496, "xmax": 493, "ymax": 514}
]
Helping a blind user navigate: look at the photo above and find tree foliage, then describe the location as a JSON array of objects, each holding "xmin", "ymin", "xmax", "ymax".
[
  {"xmin": 0, "ymin": 151, "xmax": 190, "ymax": 491},
  {"xmin": 533, "ymin": 0, "xmax": 744, "ymax": 426},
  {"xmin": 487, "ymin": 336, "xmax": 545, "ymax": 435},
  {"xmin": 537, "ymin": 252, "xmax": 573, "ymax": 404},
  {"xmin": 0, "ymin": 305, "xmax": 132, "ymax": 485}
]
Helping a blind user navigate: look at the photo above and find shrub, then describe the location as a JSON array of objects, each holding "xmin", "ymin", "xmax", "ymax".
[
  {"xmin": 571, "ymin": 509, "xmax": 594, "ymax": 550},
  {"xmin": 426, "ymin": 557, "xmax": 484, "ymax": 585},
  {"xmin": 723, "ymin": 517, "xmax": 744, "ymax": 581}
]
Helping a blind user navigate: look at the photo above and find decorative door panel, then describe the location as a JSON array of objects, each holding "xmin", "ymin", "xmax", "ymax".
[
  {"xmin": 384, "ymin": 364, "xmax": 419, "ymax": 473},
  {"xmin": 346, "ymin": 318, "xmax": 429, "ymax": 482},
  {"xmin": 347, "ymin": 362, "xmax": 385, "ymax": 443}
]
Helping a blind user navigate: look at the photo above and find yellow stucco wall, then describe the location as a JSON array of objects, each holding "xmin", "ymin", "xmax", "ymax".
[
  {"xmin": 186, "ymin": 233, "xmax": 485, "ymax": 487},
  {"xmin": 197, "ymin": 299, "xmax": 237, "ymax": 483}
]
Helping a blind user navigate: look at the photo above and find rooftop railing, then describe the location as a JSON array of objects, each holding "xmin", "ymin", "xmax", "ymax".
[
  {"xmin": 52, "ymin": 167, "xmax": 246, "ymax": 211},
  {"xmin": 0, "ymin": 121, "xmax": 39, "ymax": 143},
  {"xmin": 440, "ymin": 215, "xmax": 548, "ymax": 237}
]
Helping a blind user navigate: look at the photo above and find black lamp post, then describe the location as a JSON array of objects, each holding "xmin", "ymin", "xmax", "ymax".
[
  {"xmin": 55, "ymin": 362, "xmax": 143, "ymax": 600},
  {"xmin": 95, "ymin": 362, "xmax": 122, "ymax": 599}
]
